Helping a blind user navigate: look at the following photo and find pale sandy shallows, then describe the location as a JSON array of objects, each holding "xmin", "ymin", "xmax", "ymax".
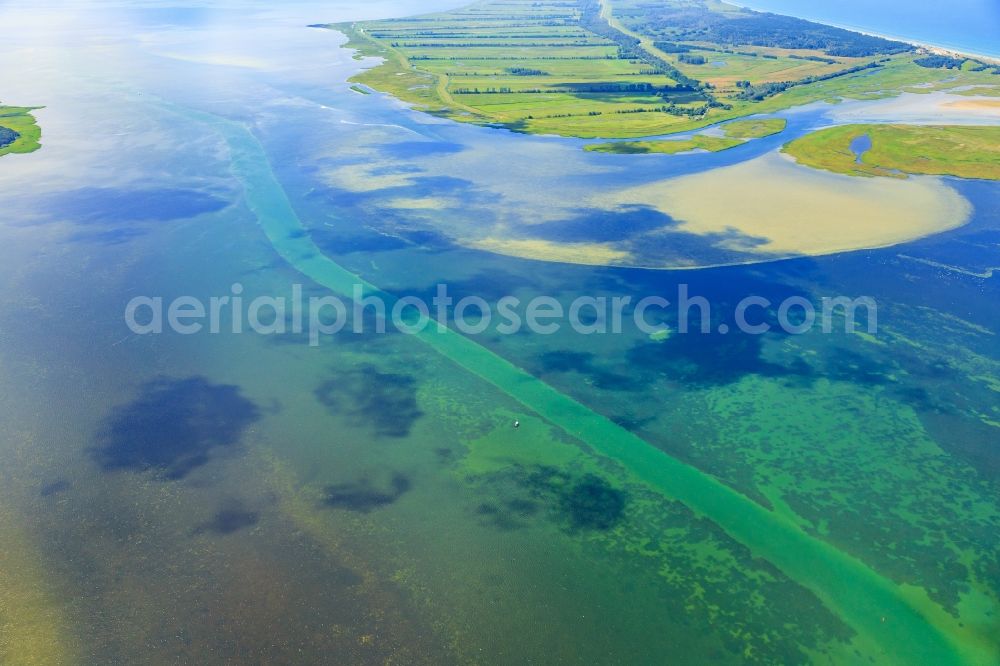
[
  {"xmin": 944, "ymin": 99, "xmax": 1000, "ymax": 113},
  {"xmin": 602, "ymin": 152, "xmax": 973, "ymax": 259},
  {"xmin": 468, "ymin": 237, "xmax": 632, "ymax": 266}
]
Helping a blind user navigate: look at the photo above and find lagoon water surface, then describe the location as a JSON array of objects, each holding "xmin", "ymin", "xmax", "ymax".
[{"xmin": 0, "ymin": 2, "xmax": 998, "ymax": 664}]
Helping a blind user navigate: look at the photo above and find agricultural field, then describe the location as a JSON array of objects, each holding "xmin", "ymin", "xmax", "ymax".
[
  {"xmin": 782, "ymin": 124, "xmax": 1000, "ymax": 180},
  {"xmin": 670, "ymin": 47, "xmax": 865, "ymax": 91},
  {"xmin": 333, "ymin": 0, "xmax": 717, "ymax": 138},
  {"xmin": 330, "ymin": 0, "xmax": 1000, "ymax": 140},
  {"xmin": 0, "ymin": 106, "xmax": 41, "ymax": 157}
]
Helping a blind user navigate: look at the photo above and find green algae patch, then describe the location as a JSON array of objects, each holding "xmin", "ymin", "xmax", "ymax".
[
  {"xmin": 452, "ymin": 415, "xmax": 859, "ymax": 662},
  {"xmin": 0, "ymin": 105, "xmax": 42, "ymax": 157},
  {"xmin": 783, "ymin": 124, "xmax": 1000, "ymax": 180},
  {"xmin": 649, "ymin": 328, "xmax": 672, "ymax": 342},
  {"xmin": 700, "ymin": 373, "xmax": 1000, "ymax": 618},
  {"xmin": 585, "ymin": 117, "xmax": 786, "ymax": 154},
  {"xmin": 585, "ymin": 134, "xmax": 742, "ymax": 154},
  {"xmin": 457, "ymin": 413, "xmax": 587, "ymax": 478}
]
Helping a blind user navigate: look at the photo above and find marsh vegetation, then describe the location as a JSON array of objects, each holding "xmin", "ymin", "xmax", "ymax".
[
  {"xmin": 783, "ymin": 124, "xmax": 1000, "ymax": 180},
  {"xmin": 0, "ymin": 105, "xmax": 41, "ymax": 157}
]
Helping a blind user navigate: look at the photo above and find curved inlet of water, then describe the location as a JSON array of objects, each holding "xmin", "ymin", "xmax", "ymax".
[{"xmin": 183, "ymin": 104, "xmax": 988, "ymax": 665}]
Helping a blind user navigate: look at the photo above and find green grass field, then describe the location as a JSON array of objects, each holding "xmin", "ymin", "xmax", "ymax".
[
  {"xmin": 0, "ymin": 106, "xmax": 41, "ymax": 157},
  {"xmin": 782, "ymin": 124, "xmax": 1000, "ymax": 180},
  {"xmin": 330, "ymin": 0, "xmax": 1000, "ymax": 140}
]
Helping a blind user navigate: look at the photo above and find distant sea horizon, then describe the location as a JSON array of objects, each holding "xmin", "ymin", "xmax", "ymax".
[{"xmin": 725, "ymin": 0, "xmax": 1000, "ymax": 60}]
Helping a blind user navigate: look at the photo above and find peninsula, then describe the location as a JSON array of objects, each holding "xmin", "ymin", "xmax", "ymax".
[{"xmin": 326, "ymin": 0, "xmax": 1000, "ymax": 139}]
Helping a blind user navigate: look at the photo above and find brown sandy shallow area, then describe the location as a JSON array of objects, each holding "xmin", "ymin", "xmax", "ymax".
[
  {"xmin": 945, "ymin": 99, "xmax": 1000, "ymax": 112},
  {"xmin": 406, "ymin": 152, "xmax": 974, "ymax": 269},
  {"xmin": 592, "ymin": 153, "xmax": 973, "ymax": 261}
]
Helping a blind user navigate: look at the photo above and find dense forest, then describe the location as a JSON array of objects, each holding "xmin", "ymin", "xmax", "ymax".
[
  {"xmin": 914, "ymin": 55, "xmax": 967, "ymax": 69},
  {"xmin": 678, "ymin": 54, "xmax": 707, "ymax": 65},
  {"xmin": 914, "ymin": 55, "xmax": 1000, "ymax": 74},
  {"xmin": 506, "ymin": 67, "xmax": 548, "ymax": 76},
  {"xmin": 652, "ymin": 41, "xmax": 691, "ymax": 54},
  {"xmin": 624, "ymin": 5, "xmax": 914, "ymax": 57}
]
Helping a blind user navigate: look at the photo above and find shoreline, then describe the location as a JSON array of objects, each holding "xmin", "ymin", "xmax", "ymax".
[{"xmin": 719, "ymin": 0, "xmax": 1000, "ymax": 65}]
